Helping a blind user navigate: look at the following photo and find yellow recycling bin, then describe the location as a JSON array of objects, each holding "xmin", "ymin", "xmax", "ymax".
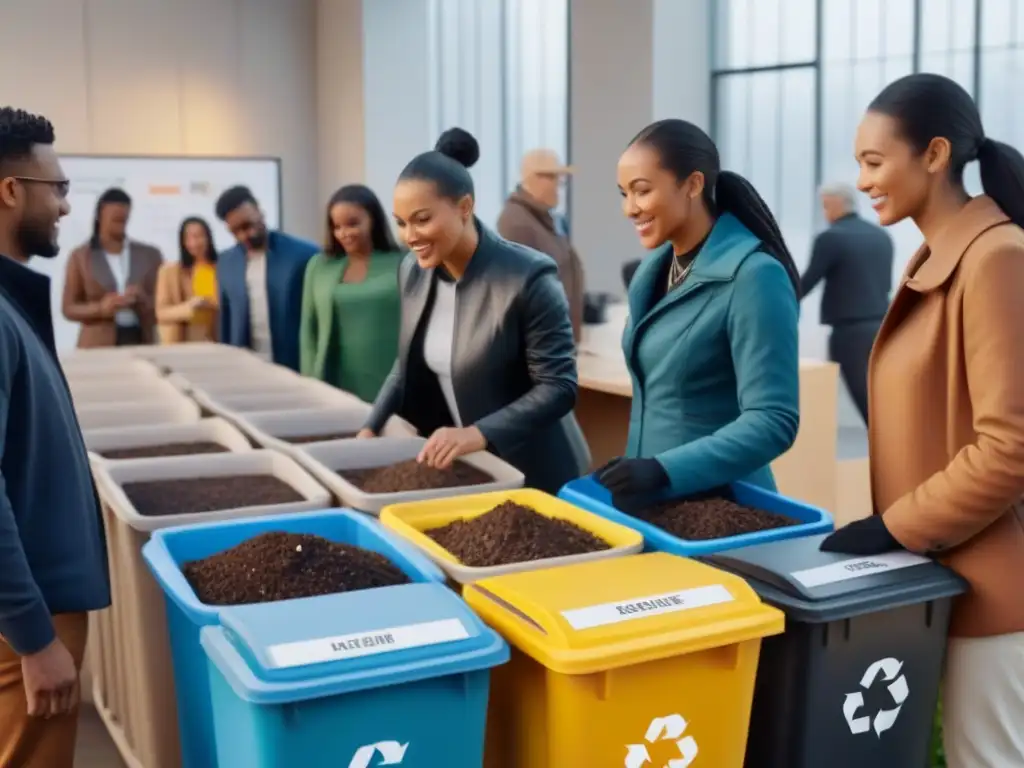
[{"xmin": 464, "ymin": 552, "xmax": 785, "ymax": 768}]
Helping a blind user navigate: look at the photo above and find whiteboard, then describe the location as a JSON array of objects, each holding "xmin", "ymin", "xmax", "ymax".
[{"xmin": 34, "ymin": 154, "xmax": 281, "ymax": 351}]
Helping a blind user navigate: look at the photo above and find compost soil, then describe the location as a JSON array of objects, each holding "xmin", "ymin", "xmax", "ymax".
[
  {"xmin": 633, "ymin": 496, "xmax": 799, "ymax": 540},
  {"xmin": 122, "ymin": 474, "xmax": 302, "ymax": 517},
  {"xmin": 426, "ymin": 501, "xmax": 610, "ymax": 567},
  {"xmin": 340, "ymin": 459, "xmax": 493, "ymax": 494},
  {"xmin": 99, "ymin": 441, "xmax": 227, "ymax": 460},
  {"xmin": 284, "ymin": 431, "xmax": 357, "ymax": 444},
  {"xmin": 183, "ymin": 531, "xmax": 411, "ymax": 605}
]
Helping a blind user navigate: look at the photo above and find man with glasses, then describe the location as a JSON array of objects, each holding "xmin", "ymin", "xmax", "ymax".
[
  {"xmin": 498, "ymin": 149, "xmax": 585, "ymax": 341},
  {"xmin": 0, "ymin": 107, "xmax": 109, "ymax": 767}
]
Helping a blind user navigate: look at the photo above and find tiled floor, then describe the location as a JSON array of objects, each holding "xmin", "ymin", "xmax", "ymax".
[{"xmin": 75, "ymin": 706, "xmax": 125, "ymax": 767}]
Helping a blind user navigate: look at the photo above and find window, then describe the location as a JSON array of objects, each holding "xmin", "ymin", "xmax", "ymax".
[
  {"xmin": 711, "ymin": 0, "xmax": 819, "ymax": 340},
  {"xmin": 713, "ymin": 0, "xmax": 1024, "ymax": 349},
  {"xmin": 428, "ymin": 0, "xmax": 569, "ymax": 226}
]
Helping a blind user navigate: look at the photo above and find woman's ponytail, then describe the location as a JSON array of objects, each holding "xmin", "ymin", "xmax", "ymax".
[
  {"xmin": 978, "ymin": 138, "xmax": 1024, "ymax": 229},
  {"xmin": 715, "ymin": 171, "xmax": 801, "ymax": 295}
]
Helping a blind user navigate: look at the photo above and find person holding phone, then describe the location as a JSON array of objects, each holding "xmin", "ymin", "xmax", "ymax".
[
  {"xmin": 62, "ymin": 187, "xmax": 163, "ymax": 347},
  {"xmin": 155, "ymin": 216, "xmax": 220, "ymax": 343}
]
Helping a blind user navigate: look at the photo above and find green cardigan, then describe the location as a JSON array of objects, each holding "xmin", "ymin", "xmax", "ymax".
[{"xmin": 299, "ymin": 251, "xmax": 402, "ymax": 402}]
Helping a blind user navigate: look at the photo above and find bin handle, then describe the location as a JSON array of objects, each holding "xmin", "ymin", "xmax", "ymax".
[
  {"xmin": 470, "ymin": 586, "xmax": 548, "ymax": 635},
  {"xmin": 140, "ymin": 538, "xmax": 209, "ymax": 616}
]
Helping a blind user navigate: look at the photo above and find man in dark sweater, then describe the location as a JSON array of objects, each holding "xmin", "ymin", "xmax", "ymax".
[
  {"xmin": 800, "ymin": 183, "xmax": 893, "ymax": 426},
  {"xmin": 0, "ymin": 107, "xmax": 110, "ymax": 767}
]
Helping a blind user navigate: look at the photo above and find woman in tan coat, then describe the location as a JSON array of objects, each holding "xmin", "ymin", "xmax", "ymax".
[
  {"xmin": 821, "ymin": 73, "xmax": 1024, "ymax": 766},
  {"xmin": 62, "ymin": 188, "xmax": 163, "ymax": 347},
  {"xmin": 155, "ymin": 216, "xmax": 219, "ymax": 343}
]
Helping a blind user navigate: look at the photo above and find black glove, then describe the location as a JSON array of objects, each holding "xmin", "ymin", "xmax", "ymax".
[
  {"xmin": 595, "ymin": 457, "xmax": 669, "ymax": 496},
  {"xmin": 819, "ymin": 515, "xmax": 901, "ymax": 556}
]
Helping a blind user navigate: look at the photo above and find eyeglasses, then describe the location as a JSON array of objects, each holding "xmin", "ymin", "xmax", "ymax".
[{"xmin": 7, "ymin": 176, "xmax": 71, "ymax": 198}]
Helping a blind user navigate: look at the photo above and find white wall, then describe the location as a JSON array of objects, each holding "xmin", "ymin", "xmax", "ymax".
[
  {"xmin": 0, "ymin": 0, "xmax": 320, "ymax": 240},
  {"xmin": 316, "ymin": 0, "xmax": 367, "ymax": 208},
  {"xmin": 569, "ymin": 0, "xmax": 711, "ymax": 295},
  {"xmin": 653, "ymin": 0, "xmax": 711, "ymax": 128},
  {"xmin": 361, "ymin": 0, "xmax": 434, "ymax": 217}
]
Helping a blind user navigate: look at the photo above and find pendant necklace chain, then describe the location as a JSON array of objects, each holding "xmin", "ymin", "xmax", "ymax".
[{"xmin": 667, "ymin": 254, "xmax": 695, "ymax": 291}]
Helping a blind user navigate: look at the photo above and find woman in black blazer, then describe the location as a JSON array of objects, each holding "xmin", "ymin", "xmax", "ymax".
[{"xmin": 358, "ymin": 128, "xmax": 590, "ymax": 493}]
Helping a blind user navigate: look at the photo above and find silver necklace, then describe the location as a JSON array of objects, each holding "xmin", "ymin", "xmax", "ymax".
[{"xmin": 667, "ymin": 254, "xmax": 695, "ymax": 291}]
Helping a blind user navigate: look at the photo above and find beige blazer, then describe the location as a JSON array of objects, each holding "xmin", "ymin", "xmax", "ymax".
[
  {"xmin": 62, "ymin": 241, "xmax": 163, "ymax": 348},
  {"xmin": 868, "ymin": 196, "xmax": 1024, "ymax": 638},
  {"xmin": 154, "ymin": 261, "xmax": 219, "ymax": 344}
]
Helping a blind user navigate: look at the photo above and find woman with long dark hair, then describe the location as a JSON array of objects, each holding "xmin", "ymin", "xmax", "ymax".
[
  {"xmin": 594, "ymin": 118, "xmax": 800, "ymax": 501},
  {"xmin": 356, "ymin": 128, "xmax": 589, "ymax": 492},
  {"xmin": 299, "ymin": 184, "xmax": 403, "ymax": 401},
  {"xmin": 820, "ymin": 73, "xmax": 1024, "ymax": 765},
  {"xmin": 154, "ymin": 216, "xmax": 219, "ymax": 343}
]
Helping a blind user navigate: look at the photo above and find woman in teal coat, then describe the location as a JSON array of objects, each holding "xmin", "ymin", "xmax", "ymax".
[
  {"xmin": 597, "ymin": 119, "xmax": 801, "ymax": 499},
  {"xmin": 300, "ymin": 185, "xmax": 403, "ymax": 402}
]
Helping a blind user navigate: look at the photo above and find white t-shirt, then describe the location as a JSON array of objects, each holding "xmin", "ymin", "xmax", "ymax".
[
  {"xmin": 245, "ymin": 251, "xmax": 273, "ymax": 361},
  {"xmin": 104, "ymin": 245, "xmax": 137, "ymax": 327},
  {"xmin": 423, "ymin": 278, "xmax": 462, "ymax": 426}
]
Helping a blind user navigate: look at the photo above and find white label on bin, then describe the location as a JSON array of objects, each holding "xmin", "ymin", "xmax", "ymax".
[
  {"xmin": 560, "ymin": 585, "xmax": 735, "ymax": 631},
  {"xmin": 266, "ymin": 618, "xmax": 470, "ymax": 669},
  {"xmin": 789, "ymin": 551, "xmax": 931, "ymax": 589}
]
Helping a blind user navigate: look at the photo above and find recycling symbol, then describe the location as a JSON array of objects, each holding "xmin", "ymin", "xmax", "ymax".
[
  {"xmin": 625, "ymin": 714, "xmax": 698, "ymax": 767},
  {"xmin": 347, "ymin": 740, "xmax": 408, "ymax": 768},
  {"xmin": 843, "ymin": 657, "xmax": 909, "ymax": 737}
]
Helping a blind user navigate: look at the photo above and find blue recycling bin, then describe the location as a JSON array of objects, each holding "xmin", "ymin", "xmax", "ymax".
[
  {"xmin": 200, "ymin": 583, "xmax": 509, "ymax": 767},
  {"xmin": 141, "ymin": 509, "xmax": 448, "ymax": 768},
  {"xmin": 559, "ymin": 475, "xmax": 834, "ymax": 556}
]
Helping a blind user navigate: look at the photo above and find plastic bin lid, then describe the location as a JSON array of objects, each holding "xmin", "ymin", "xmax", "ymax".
[
  {"xmin": 703, "ymin": 533, "xmax": 968, "ymax": 624},
  {"xmin": 463, "ymin": 552, "xmax": 784, "ymax": 675},
  {"xmin": 199, "ymin": 582, "xmax": 508, "ymax": 705}
]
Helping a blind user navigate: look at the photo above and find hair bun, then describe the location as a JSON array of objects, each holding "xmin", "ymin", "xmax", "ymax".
[{"xmin": 435, "ymin": 127, "xmax": 480, "ymax": 169}]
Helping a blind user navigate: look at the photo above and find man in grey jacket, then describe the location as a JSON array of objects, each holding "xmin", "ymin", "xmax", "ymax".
[{"xmin": 800, "ymin": 183, "xmax": 893, "ymax": 426}]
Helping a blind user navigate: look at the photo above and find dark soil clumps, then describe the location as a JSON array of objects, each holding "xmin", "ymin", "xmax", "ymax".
[
  {"xmin": 123, "ymin": 475, "xmax": 303, "ymax": 516},
  {"xmin": 426, "ymin": 501, "xmax": 610, "ymax": 567},
  {"xmin": 633, "ymin": 496, "xmax": 800, "ymax": 540},
  {"xmin": 99, "ymin": 441, "xmax": 228, "ymax": 460},
  {"xmin": 284, "ymin": 431, "xmax": 357, "ymax": 444},
  {"xmin": 341, "ymin": 459, "xmax": 493, "ymax": 494},
  {"xmin": 182, "ymin": 531, "xmax": 410, "ymax": 605}
]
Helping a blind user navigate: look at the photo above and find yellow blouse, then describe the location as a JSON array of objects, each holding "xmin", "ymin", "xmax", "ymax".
[{"xmin": 190, "ymin": 263, "xmax": 217, "ymax": 334}]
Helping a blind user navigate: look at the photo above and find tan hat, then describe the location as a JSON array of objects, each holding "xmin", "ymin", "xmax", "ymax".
[{"xmin": 521, "ymin": 148, "xmax": 573, "ymax": 178}]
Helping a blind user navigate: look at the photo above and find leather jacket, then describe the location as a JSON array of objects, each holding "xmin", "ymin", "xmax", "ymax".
[{"xmin": 365, "ymin": 223, "xmax": 590, "ymax": 492}]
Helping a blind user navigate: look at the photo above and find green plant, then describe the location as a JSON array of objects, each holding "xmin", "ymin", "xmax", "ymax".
[{"xmin": 930, "ymin": 700, "xmax": 946, "ymax": 767}]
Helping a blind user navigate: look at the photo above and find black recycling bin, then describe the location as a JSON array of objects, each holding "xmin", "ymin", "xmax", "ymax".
[{"xmin": 702, "ymin": 533, "xmax": 967, "ymax": 768}]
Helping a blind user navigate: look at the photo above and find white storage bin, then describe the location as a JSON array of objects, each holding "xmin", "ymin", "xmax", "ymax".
[
  {"xmin": 193, "ymin": 387, "xmax": 363, "ymax": 419},
  {"xmin": 85, "ymin": 418, "xmax": 253, "ymax": 464},
  {"xmin": 62, "ymin": 357, "xmax": 163, "ymax": 382},
  {"xmin": 133, "ymin": 342, "xmax": 246, "ymax": 365},
  {"xmin": 164, "ymin": 354, "xmax": 287, "ymax": 376},
  {"xmin": 172, "ymin": 374, "xmax": 318, "ymax": 398},
  {"xmin": 294, "ymin": 436, "xmax": 524, "ymax": 515},
  {"xmin": 87, "ymin": 449, "xmax": 330, "ymax": 768},
  {"xmin": 171, "ymin": 364, "xmax": 300, "ymax": 391},
  {"xmin": 233, "ymin": 406, "xmax": 414, "ymax": 454},
  {"xmin": 70, "ymin": 376, "xmax": 183, "ymax": 406},
  {"xmin": 76, "ymin": 397, "xmax": 201, "ymax": 431},
  {"xmin": 92, "ymin": 449, "xmax": 330, "ymax": 531},
  {"xmin": 60, "ymin": 347, "xmax": 136, "ymax": 365}
]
